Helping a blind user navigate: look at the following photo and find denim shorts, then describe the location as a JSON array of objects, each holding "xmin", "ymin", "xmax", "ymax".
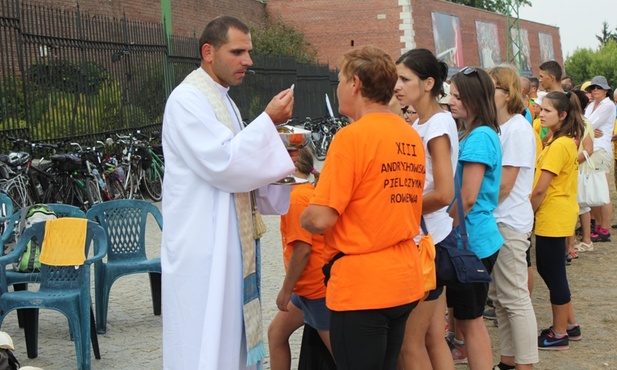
[{"xmin": 291, "ymin": 294, "xmax": 331, "ymax": 331}]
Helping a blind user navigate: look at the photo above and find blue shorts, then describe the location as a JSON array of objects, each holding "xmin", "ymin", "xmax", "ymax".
[{"xmin": 291, "ymin": 294, "xmax": 331, "ymax": 331}]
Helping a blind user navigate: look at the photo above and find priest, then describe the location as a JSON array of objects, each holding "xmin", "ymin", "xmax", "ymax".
[{"xmin": 161, "ymin": 15, "xmax": 296, "ymax": 370}]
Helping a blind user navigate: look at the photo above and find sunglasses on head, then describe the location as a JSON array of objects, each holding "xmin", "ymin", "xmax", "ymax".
[{"xmin": 460, "ymin": 66, "xmax": 478, "ymax": 76}]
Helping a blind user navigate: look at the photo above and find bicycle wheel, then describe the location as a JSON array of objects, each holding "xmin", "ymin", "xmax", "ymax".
[
  {"xmin": 72, "ymin": 178, "xmax": 96, "ymax": 211},
  {"xmin": 123, "ymin": 166, "xmax": 140, "ymax": 199},
  {"xmin": 3, "ymin": 180, "xmax": 33, "ymax": 210},
  {"xmin": 86, "ymin": 177, "xmax": 104, "ymax": 206},
  {"xmin": 143, "ymin": 163, "xmax": 163, "ymax": 201},
  {"xmin": 105, "ymin": 177, "xmax": 126, "ymax": 200}
]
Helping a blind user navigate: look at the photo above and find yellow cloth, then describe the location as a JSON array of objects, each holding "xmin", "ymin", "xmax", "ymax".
[
  {"xmin": 533, "ymin": 136, "xmax": 579, "ymax": 237},
  {"xmin": 39, "ymin": 218, "xmax": 87, "ymax": 266}
]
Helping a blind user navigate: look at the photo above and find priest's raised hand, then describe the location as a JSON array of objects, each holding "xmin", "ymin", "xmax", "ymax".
[{"xmin": 265, "ymin": 87, "xmax": 295, "ymax": 124}]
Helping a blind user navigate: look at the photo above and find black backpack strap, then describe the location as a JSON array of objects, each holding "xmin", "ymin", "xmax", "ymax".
[{"xmin": 322, "ymin": 251, "xmax": 346, "ymax": 287}]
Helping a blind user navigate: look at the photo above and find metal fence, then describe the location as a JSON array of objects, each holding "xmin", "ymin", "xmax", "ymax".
[{"xmin": 0, "ymin": 0, "xmax": 338, "ymax": 150}]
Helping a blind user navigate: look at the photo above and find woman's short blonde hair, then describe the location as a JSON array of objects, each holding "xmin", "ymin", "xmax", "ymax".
[{"xmin": 339, "ymin": 46, "xmax": 397, "ymax": 105}]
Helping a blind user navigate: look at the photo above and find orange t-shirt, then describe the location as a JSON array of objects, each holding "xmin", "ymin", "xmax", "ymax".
[
  {"xmin": 310, "ymin": 112, "xmax": 426, "ymax": 311},
  {"xmin": 280, "ymin": 183, "xmax": 327, "ymax": 299}
]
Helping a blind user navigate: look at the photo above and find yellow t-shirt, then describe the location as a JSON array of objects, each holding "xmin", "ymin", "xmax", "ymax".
[
  {"xmin": 533, "ymin": 136, "xmax": 579, "ymax": 237},
  {"xmin": 310, "ymin": 112, "xmax": 426, "ymax": 311}
]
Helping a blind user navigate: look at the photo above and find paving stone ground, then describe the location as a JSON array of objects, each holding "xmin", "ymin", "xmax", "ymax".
[
  {"xmin": 7, "ymin": 181, "xmax": 614, "ymax": 369},
  {"xmin": 2, "ymin": 204, "xmax": 296, "ymax": 369}
]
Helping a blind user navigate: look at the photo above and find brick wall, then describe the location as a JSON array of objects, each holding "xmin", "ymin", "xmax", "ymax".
[
  {"xmin": 28, "ymin": 0, "xmax": 267, "ymax": 36},
  {"xmin": 266, "ymin": 0, "xmax": 405, "ymax": 66},
  {"xmin": 267, "ymin": 0, "xmax": 562, "ymax": 76}
]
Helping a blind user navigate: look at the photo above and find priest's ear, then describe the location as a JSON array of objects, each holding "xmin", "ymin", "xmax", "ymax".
[{"xmin": 201, "ymin": 43, "xmax": 214, "ymax": 63}]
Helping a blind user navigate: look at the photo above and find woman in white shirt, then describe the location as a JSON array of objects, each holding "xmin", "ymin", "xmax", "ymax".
[
  {"xmin": 584, "ymin": 76, "xmax": 616, "ymax": 242},
  {"xmin": 487, "ymin": 65, "xmax": 538, "ymax": 370},
  {"xmin": 395, "ymin": 48, "xmax": 458, "ymax": 370}
]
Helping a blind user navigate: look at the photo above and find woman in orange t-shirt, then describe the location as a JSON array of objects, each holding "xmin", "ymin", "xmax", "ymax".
[
  {"xmin": 301, "ymin": 46, "xmax": 426, "ymax": 370},
  {"xmin": 268, "ymin": 147, "xmax": 331, "ymax": 369}
]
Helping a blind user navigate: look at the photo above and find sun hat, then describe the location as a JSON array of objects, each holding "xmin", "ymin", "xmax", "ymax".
[
  {"xmin": 438, "ymin": 82, "xmax": 451, "ymax": 105},
  {"xmin": 535, "ymin": 90, "xmax": 548, "ymax": 105},
  {"xmin": 581, "ymin": 81, "xmax": 591, "ymax": 92},
  {"xmin": 586, "ymin": 76, "xmax": 610, "ymax": 91}
]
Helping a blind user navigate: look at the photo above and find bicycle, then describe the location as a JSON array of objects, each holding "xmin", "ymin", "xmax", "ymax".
[{"xmin": 114, "ymin": 131, "xmax": 164, "ymax": 202}]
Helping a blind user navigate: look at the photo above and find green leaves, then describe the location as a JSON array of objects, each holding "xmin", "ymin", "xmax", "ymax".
[
  {"xmin": 250, "ymin": 17, "xmax": 317, "ymax": 64},
  {"xmin": 565, "ymin": 41, "xmax": 617, "ymax": 91}
]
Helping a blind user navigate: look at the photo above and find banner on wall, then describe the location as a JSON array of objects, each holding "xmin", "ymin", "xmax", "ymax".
[
  {"xmin": 539, "ymin": 33, "xmax": 555, "ymax": 62},
  {"xmin": 510, "ymin": 28, "xmax": 532, "ymax": 72},
  {"xmin": 431, "ymin": 12, "xmax": 464, "ymax": 67},
  {"xmin": 475, "ymin": 21, "xmax": 500, "ymax": 68}
]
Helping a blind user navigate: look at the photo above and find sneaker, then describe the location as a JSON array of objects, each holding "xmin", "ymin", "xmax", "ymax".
[
  {"xmin": 538, "ymin": 328, "xmax": 569, "ymax": 350},
  {"xmin": 540, "ymin": 325, "xmax": 582, "ymax": 341},
  {"xmin": 446, "ymin": 336, "xmax": 468, "ymax": 364},
  {"xmin": 565, "ymin": 254, "xmax": 572, "ymax": 266},
  {"xmin": 590, "ymin": 231, "xmax": 611, "ymax": 243},
  {"xmin": 483, "ymin": 307, "xmax": 496, "ymax": 320}
]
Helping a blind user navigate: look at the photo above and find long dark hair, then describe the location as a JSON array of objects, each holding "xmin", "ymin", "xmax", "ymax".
[
  {"xmin": 543, "ymin": 91, "xmax": 584, "ymax": 143},
  {"xmin": 296, "ymin": 146, "xmax": 320, "ymax": 184},
  {"xmin": 396, "ymin": 48, "xmax": 449, "ymax": 99},
  {"xmin": 450, "ymin": 67, "xmax": 499, "ymax": 140}
]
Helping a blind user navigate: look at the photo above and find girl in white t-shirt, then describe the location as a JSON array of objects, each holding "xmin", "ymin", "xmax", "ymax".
[
  {"xmin": 487, "ymin": 65, "xmax": 539, "ymax": 370},
  {"xmin": 395, "ymin": 48, "xmax": 459, "ymax": 369}
]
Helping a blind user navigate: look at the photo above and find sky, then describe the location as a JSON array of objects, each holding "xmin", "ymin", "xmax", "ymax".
[{"xmin": 518, "ymin": 0, "xmax": 617, "ymax": 58}]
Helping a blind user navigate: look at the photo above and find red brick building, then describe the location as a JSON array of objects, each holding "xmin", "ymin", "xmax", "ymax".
[
  {"xmin": 267, "ymin": 0, "xmax": 562, "ymax": 76},
  {"xmin": 29, "ymin": 0, "xmax": 561, "ymax": 76}
]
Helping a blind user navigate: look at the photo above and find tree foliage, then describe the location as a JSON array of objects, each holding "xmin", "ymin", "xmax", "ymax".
[
  {"xmin": 446, "ymin": 0, "xmax": 531, "ymax": 15},
  {"xmin": 596, "ymin": 21, "xmax": 617, "ymax": 47},
  {"xmin": 565, "ymin": 41, "xmax": 617, "ymax": 90},
  {"xmin": 250, "ymin": 17, "xmax": 317, "ymax": 64}
]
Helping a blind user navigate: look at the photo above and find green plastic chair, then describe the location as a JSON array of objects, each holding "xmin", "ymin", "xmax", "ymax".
[
  {"xmin": 0, "ymin": 193, "xmax": 14, "ymax": 248},
  {"xmin": 1, "ymin": 204, "xmax": 87, "ymax": 289},
  {"xmin": 0, "ymin": 219, "xmax": 107, "ymax": 370},
  {"xmin": 1, "ymin": 204, "xmax": 90, "ymax": 344},
  {"xmin": 86, "ymin": 199, "xmax": 162, "ymax": 334}
]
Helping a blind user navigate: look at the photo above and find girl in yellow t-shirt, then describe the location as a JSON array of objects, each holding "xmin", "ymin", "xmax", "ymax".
[{"xmin": 531, "ymin": 91, "xmax": 584, "ymax": 350}]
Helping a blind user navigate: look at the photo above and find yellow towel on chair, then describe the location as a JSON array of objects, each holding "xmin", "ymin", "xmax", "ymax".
[{"xmin": 39, "ymin": 218, "xmax": 87, "ymax": 266}]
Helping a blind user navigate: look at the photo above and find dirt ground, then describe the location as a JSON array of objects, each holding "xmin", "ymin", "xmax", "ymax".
[
  {"xmin": 261, "ymin": 218, "xmax": 617, "ymax": 370},
  {"xmin": 260, "ymin": 164, "xmax": 617, "ymax": 370}
]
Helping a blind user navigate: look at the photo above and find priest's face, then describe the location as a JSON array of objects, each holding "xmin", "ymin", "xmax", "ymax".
[{"xmin": 203, "ymin": 27, "xmax": 253, "ymax": 87}]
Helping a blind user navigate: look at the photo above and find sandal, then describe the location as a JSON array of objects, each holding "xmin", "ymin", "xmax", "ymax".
[
  {"xmin": 574, "ymin": 241, "xmax": 594, "ymax": 252},
  {"xmin": 568, "ymin": 250, "xmax": 579, "ymax": 259}
]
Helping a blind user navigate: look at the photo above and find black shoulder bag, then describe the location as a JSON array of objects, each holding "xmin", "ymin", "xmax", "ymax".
[{"xmin": 435, "ymin": 170, "xmax": 493, "ymax": 288}]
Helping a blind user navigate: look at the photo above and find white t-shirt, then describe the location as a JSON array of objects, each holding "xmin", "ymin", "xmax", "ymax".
[
  {"xmin": 585, "ymin": 96, "xmax": 616, "ymax": 156},
  {"xmin": 412, "ymin": 110, "xmax": 459, "ymax": 244},
  {"xmin": 494, "ymin": 114, "xmax": 536, "ymax": 233}
]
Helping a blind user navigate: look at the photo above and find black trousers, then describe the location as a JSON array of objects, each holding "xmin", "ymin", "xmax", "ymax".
[{"xmin": 329, "ymin": 302, "xmax": 417, "ymax": 370}]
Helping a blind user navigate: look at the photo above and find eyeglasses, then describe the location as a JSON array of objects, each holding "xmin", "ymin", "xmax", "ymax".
[
  {"xmin": 402, "ymin": 107, "xmax": 417, "ymax": 115},
  {"xmin": 495, "ymin": 86, "xmax": 509, "ymax": 93},
  {"xmin": 460, "ymin": 66, "xmax": 478, "ymax": 76}
]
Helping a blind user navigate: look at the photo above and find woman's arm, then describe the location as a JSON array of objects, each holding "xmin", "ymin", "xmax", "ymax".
[
  {"xmin": 577, "ymin": 134, "xmax": 593, "ymax": 163},
  {"xmin": 422, "ymin": 135, "xmax": 454, "ymax": 215},
  {"xmin": 276, "ymin": 240, "xmax": 312, "ymax": 311},
  {"xmin": 498, "ymin": 166, "xmax": 520, "ymax": 204},
  {"xmin": 448, "ymin": 162, "xmax": 486, "ymax": 221},
  {"xmin": 530, "ymin": 169, "xmax": 556, "ymax": 213},
  {"xmin": 301, "ymin": 205, "xmax": 339, "ymax": 234}
]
